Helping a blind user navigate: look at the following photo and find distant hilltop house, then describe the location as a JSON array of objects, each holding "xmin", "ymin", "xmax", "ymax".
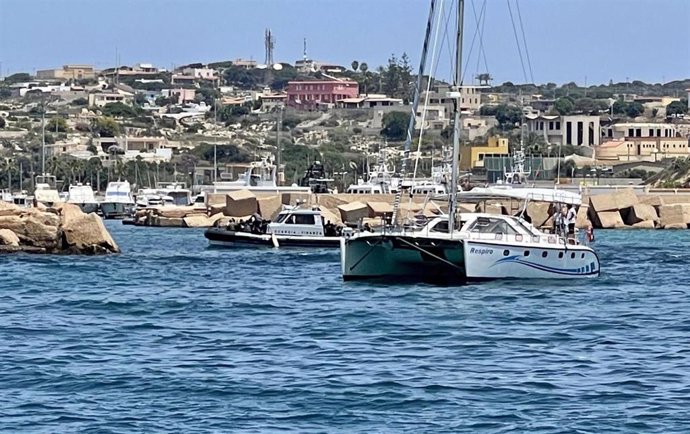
[
  {"xmin": 101, "ymin": 63, "xmax": 161, "ymax": 78},
  {"xmin": 88, "ymin": 84, "xmax": 135, "ymax": 107},
  {"xmin": 36, "ymin": 64, "xmax": 96, "ymax": 81},
  {"xmin": 338, "ymin": 94, "xmax": 403, "ymax": 109},
  {"xmin": 420, "ymin": 84, "xmax": 483, "ymax": 117},
  {"xmin": 92, "ymin": 136, "xmax": 175, "ymax": 163},
  {"xmin": 232, "ymin": 58, "xmax": 257, "ymax": 69},
  {"xmin": 294, "ymin": 59, "xmax": 346, "ymax": 74},
  {"xmin": 161, "ymin": 88, "xmax": 196, "ymax": 104},
  {"xmin": 286, "ymin": 79, "xmax": 359, "ymax": 110}
]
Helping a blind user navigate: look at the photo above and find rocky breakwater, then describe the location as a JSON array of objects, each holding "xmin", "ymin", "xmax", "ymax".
[
  {"xmin": 0, "ymin": 201, "xmax": 119, "ymax": 254},
  {"xmin": 583, "ymin": 189, "xmax": 690, "ymax": 230},
  {"xmin": 128, "ymin": 190, "xmax": 440, "ymax": 229}
]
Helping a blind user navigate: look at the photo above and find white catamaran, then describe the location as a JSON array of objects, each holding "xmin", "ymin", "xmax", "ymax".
[{"xmin": 340, "ymin": 0, "xmax": 599, "ymax": 283}]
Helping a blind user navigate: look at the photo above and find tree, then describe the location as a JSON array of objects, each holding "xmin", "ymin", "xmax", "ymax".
[
  {"xmin": 554, "ymin": 97, "xmax": 574, "ymax": 115},
  {"xmin": 382, "ymin": 54, "xmax": 401, "ymax": 97},
  {"xmin": 625, "ymin": 101, "xmax": 644, "ymax": 118},
  {"xmin": 380, "ymin": 111, "xmax": 408, "ymax": 141},
  {"xmin": 351, "ymin": 60, "xmax": 359, "ymax": 72},
  {"xmin": 46, "ymin": 117, "xmax": 69, "ymax": 132},
  {"xmin": 359, "ymin": 62, "xmax": 369, "ymax": 96},
  {"xmin": 102, "ymin": 102, "xmax": 139, "ymax": 118},
  {"xmin": 573, "ymin": 97, "xmax": 598, "ymax": 114},
  {"xmin": 666, "ymin": 100, "xmax": 688, "ymax": 117},
  {"xmin": 3, "ymin": 72, "xmax": 31, "ymax": 84},
  {"xmin": 93, "ymin": 117, "xmax": 120, "ymax": 137}
]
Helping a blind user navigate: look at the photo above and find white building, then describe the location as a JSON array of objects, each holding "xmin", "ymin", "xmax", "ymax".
[
  {"xmin": 421, "ymin": 84, "xmax": 483, "ymax": 116},
  {"xmin": 181, "ymin": 67, "xmax": 217, "ymax": 80},
  {"xmin": 601, "ymin": 122, "xmax": 680, "ymax": 140},
  {"xmin": 526, "ymin": 114, "xmax": 601, "ymax": 147}
]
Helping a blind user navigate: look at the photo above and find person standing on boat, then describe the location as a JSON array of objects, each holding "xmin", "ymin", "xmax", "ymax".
[{"xmin": 566, "ymin": 204, "xmax": 577, "ymax": 242}]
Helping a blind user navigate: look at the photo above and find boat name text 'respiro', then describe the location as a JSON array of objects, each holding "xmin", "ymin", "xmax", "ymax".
[{"xmin": 470, "ymin": 247, "xmax": 494, "ymax": 255}]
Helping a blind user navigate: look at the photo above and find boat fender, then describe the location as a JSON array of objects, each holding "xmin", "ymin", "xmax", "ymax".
[{"xmin": 271, "ymin": 233, "xmax": 279, "ymax": 248}]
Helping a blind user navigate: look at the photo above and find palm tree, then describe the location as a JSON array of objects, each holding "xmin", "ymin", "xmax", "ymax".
[
  {"xmin": 359, "ymin": 63, "xmax": 369, "ymax": 96},
  {"xmin": 351, "ymin": 60, "xmax": 359, "ymax": 72}
]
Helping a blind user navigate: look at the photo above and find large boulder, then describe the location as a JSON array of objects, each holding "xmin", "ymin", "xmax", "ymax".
[
  {"xmin": 659, "ymin": 204, "xmax": 690, "ymax": 229},
  {"xmin": 0, "ymin": 201, "xmax": 22, "ymax": 217},
  {"xmin": 593, "ymin": 211, "xmax": 626, "ymax": 229},
  {"xmin": 631, "ymin": 220, "xmax": 656, "ymax": 229},
  {"xmin": 155, "ymin": 216, "xmax": 186, "ymax": 227},
  {"xmin": 526, "ymin": 202, "xmax": 552, "ymax": 227},
  {"xmin": 281, "ymin": 192, "xmax": 312, "ymax": 206},
  {"xmin": 225, "ymin": 189, "xmax": 257, "ymax": 217},
  {"xmin": 156, "ymin": 206, "xmax": 199, "ymax": 219},
  {"xmin": 624, "ymin": 204, "xmax": 659, "ymax": 225},
  {"xmin": 367, "ymin": 201, "xmax": 394, "ymax": 218},
  {"xmin": 205, "ymin": 193, "xmax": 228, "ymax": 207},
  {"xmin": 0, "ymin": 215, "xmax": 60, "ymax": 249},
  {"xmin": 183, "ymin": 214, "xmax": 218, "ymax": 228},
  {"xmin": 0, "ymin": 229, "xmax": 20, "ymax": 246},
  {"xmin": 612, "ymin": 189, "xmax": 639, "ymax": 209},
  {"xmin": 337, "ymin": 201, "xmax": 369, "ymax": 224},
  {"xmin": 62, "ymin": 212, "xmax": 120, "ymax": 254},
  {"xmin": 318, "ymin": 207, "xmax": 342, "ymax": 225},
  {"xmin": 257, "ymin": 196, "xmax": 283, "ymax": 221},
  {"xmin": 575, "ymin": 204, "xmax": 592, "ymax": 229}
]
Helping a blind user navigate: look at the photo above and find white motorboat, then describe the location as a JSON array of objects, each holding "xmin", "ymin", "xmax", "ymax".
[
  {"xmin": 34, "ymin": 174, "xmax": 62, "ymax": 206},
  {"xmin": 205, "ymin": 206, "xmax": 342, "ymax": 248},
  {"xmin": 67, "ymin": 183, "xmax": 99, "ymax": 214},
  {"xmin": 156, "ymin": 182, "xmax": 192, "ymax": 206},
  {"xmin": 100, "ymin": 181, "xmax": 135, "ymax": 219}
]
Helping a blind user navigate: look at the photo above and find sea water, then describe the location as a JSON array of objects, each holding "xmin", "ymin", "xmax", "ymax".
[{"xmin": 1, "ymin": 222, "xmax": 690, "ymax": 433}]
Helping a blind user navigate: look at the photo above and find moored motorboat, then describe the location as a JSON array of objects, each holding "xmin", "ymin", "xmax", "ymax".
[
  {"xmin": 67, "ymin": 183, "xmax": 99, "ymax": 214},
  {"xmin": 205, "ymin": 206, "xmax": 342, "ymax": 248},
  {"xmin": 100, "ymin": 181, "xmax": 135, "ymax": 219}
]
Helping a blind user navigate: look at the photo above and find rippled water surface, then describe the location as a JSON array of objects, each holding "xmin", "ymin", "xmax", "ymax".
[{"xmin": 2, "ymin": 222, "xmax": 690, "ymax": 433}]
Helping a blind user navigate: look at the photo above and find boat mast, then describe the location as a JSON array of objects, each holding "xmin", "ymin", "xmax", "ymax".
[
  {"xmin": 449, "ymin": 0, "xmax": 464, "ymax": 234},
  {"xmin": 391, "ymin": 0, "xmax": 438, "ymax": 225},
  {"xmin": 41, "ymin": 97, "xmax": 46, "ymax": 175}
]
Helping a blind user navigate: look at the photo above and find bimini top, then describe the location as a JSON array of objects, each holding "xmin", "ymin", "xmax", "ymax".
[{"xmin": 440, "ymin": 186, "xmax": 582, "ymax": 206}]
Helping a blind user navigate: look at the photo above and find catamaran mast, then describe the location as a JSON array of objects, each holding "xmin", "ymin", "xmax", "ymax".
[
  {"xmin": 449, "ymin": 0, "xmax": 465, "ymax": 234},
  {"xmin": 391, "ymin": 0, "xmax": 438, "ymax": 225}
]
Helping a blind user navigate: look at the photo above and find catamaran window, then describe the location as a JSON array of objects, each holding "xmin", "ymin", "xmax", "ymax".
[
  {"xmin": 430, "ymin": 220, "xmax": 449, "ymax": 233},
  {"xmin": 467, "ymin": 217, "xmax": 519, "ymax": 235}
]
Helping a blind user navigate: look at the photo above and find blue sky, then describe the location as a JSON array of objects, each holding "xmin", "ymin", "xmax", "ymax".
[{"xmin": 0, "ymin": 0, "xmax": 688, "ymax": 85}]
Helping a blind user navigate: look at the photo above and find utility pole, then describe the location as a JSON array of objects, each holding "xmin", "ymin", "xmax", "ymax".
[{"xmin": 276, "ymin": 105, "xmax": 283, "ymax": 185}]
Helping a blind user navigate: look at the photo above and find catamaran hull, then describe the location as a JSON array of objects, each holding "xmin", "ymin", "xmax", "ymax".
[
  {"xmin": 463, "ymin": 240, "xmax": 600, "ymax": 279},
  {"xmin": 205, "ymin": 228, "xmax": 340, "ymax": 248},
  {"xmin": 341, "ymin": 235, "xmax": 466, "ymax": 282},
  {"xmin": 100, "ymin": 202, "xmax": 134, "ymax": 219}
]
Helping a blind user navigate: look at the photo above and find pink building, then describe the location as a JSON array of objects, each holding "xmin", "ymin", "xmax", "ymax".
[{"xmin": 286, "ymin": 79, "xmax": 359, "ymax": 110}]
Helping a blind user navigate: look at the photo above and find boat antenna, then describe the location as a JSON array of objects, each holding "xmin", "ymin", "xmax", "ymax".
[
  {"xmin": 391, "ymin": 0, "xmax": 438, "ymax": 225},
  {"xmin": 448, "ymin": 0, "xmax": 465, "ymax": 234}
]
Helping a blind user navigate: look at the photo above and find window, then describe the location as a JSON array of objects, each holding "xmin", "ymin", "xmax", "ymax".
[
  {"xmin": 558, "ymin": 252, "xmax": 564, "ymax": 259},
  {"xmin": 524, "ymin": 251, "xmax": 530, "ymax": 257},
  {"xmin": 285, "ymin": 214, "xmax": 316, "ymax": 225},
  {"xmin": 467, "ymin": 217, "xmax": 519, "ymax": 235},
  {"xmin": 503, "ymin": 250, "xmax": 510, "ymax": 256},
  {"xmin": 431, "ymin": 221, "xmax": 449, "ymax": 233},
  {"xmin": 542, "ymin": 251, "xmax": 548, "ymax": 258}
]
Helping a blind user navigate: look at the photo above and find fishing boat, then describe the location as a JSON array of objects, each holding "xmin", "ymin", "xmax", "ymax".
[
  {"xmin": 67, "ymin": 183, "xmax": 99, "ymax": 213},
  {"xmin": 100, "ymin": 181, "xmax": 135, "ymax": 219},
  {"xmin": 201, "ymin": 156, "xmax": 311, "ymax": 195},
  {"xmin": 340, "ymin": 0, "xmax": 599, "ymax": 283},
  {"xmin": 204, "ymin": 206, "xmax": 342, "ymax": 248}
]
